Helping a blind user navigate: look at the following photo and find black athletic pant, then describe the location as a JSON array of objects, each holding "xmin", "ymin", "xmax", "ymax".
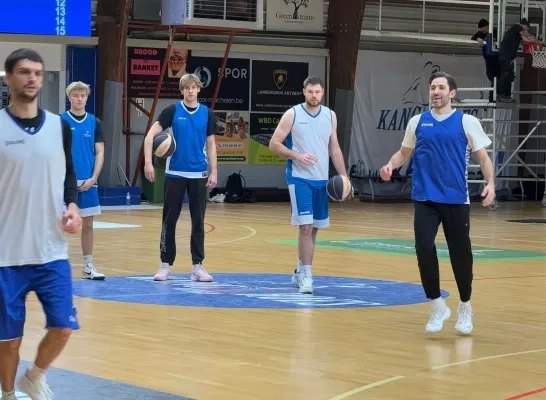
[
  {"xmin": 497, "ymin": 57, "xmax": 515, "ymax": 97},
  {"xmin": 160, "ymin": 177, "xmax": 208, "ymax": 265},
  {"xmin": 414, "ymin": 201, "xmax": 473, "ymax": 302}
]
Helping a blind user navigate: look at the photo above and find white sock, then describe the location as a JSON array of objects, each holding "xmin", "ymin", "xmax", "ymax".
[
  {"xmin": 432, "ymin": 297, "xmax": 444, "ymax": 307},
  {"xmin": 297, "ymin": 259, "xmax": 302, "ymax": 272},
  {"xmin": 301, "ymin": 264, "xmax": 312, "ymax": 275},
  {"xmin": 27, "ymin": 364, "xmax": 44, "ymax": 381},
  {"xmin": 2, "ymin": 390, "xmax": 16, "ymax": 400},
  {"xmin": 83, "ymin": 255, "xmax": 92, "ymax": 265}
]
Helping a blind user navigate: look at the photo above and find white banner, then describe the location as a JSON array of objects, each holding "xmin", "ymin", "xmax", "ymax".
[
  {"xmin": 266, "ymin": 0, "xmax": 324, "ymax": 33},
  {"xmin": 348, "ymin": 50, "xmax": 513, "ymax": 197}
]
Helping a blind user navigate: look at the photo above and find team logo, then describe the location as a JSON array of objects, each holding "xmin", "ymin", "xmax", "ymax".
[{"xmin": 273, "ymin": 69, "xmax": 288, "ymax": 89}]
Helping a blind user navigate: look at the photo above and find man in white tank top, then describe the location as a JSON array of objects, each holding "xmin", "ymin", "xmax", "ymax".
[
  {"xmin": 0, "ymin": 48, "xmax": 82, "ymax": 400},
  {"xmin": 269, "ymin": 77, "xmax": 353, "ymax": 294}
]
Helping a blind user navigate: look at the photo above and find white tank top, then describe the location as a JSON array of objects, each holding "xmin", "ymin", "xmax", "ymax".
[
  {"xmin": 0, "ymin": 109, "xmax": 69, "ymax": 267},
  {"xmin": 286, "ymin": 104, "xmax": 332, "ymax": 184}
]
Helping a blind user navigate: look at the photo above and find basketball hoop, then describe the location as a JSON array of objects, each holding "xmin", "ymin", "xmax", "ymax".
[{"xmin": 523, "ymin": 42, "xmax": 546, "ymax": 68}]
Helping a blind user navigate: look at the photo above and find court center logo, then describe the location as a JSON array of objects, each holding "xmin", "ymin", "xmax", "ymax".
[
  {"xmin": 273, "ymin": 69, "xmax": 288, "ymax": 89},
  {"xmin": 71, "ymin": 273, "xmax": 447, "ymax": 309}
]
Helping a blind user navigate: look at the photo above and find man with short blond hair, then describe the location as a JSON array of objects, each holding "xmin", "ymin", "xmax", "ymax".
[
  {"xmin": 144, "ymin": 73, "xmax": 218, "ymax": 282},
  {"xmin": 61, "ymin": 81, "xmax": 106, "ymax": 280}
]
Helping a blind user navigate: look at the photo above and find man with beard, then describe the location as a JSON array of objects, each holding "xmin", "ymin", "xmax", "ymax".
[
  {"xmin": 379, "ymin": 71, "xmax": 495, "ymax": 335},
  {"xmin": 144, "ymin": 73, "xmax": 218, "ymax": 283},
  {"xmin": 269, "ymin": 76, "xmax": 353, "ymax": 295},
  {"xmin": 0, "ymin": 48, "xmax": 82, "ymax": 400}
]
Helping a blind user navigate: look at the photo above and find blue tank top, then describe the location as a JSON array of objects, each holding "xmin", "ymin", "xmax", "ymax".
[
  {"xmin": 166, "ymin": 102, "xmax": 209, "ymax": 179},
  {"xmin": 286, "ymin": 104, "xmax": 332, "ymax": 188},
  {"xmin": 412, "ymin": 110, "xmax": 471, "ymax": 204},
  {"xmin": 61, "ymin": 111, "xmax": 96, "ymax": 181}
]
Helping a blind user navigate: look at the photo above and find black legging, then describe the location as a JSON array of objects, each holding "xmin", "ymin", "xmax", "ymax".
[
  {"xmin": 160, "ymin": 177, "xmax": 208, "ymax": 265},
  {"xmin": 413, "ymin": 200, "xmax": 473, "ymax": 302}
]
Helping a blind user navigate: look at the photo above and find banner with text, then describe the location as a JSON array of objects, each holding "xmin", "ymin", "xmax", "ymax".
[
  {"xmin": 266, "ymin": 0, "xmax": 324, "ymax": 33},
  {"xmin": 187, "ymin": 56, "xmax": 250, "ymax": 111},
  {"xmin": 251, "ymin": 60, "xmax": 309, "ymax": 113},
  {"xmin": 127, "ymin": 47, "xmax": 190, "ymax": 98},
  {"xmin": 214, "ymin": 111, "xmax": 250, "ymax": 164},
  {"xmin": 249, "ymin": 113, "xmax": 286, "ymax": 164},
  {"xmin": 348, "ymin": 50, "xmax": 490, "ymax": 180}
]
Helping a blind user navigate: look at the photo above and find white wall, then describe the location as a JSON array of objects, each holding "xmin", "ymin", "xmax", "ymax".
[
  {"xmin": 122, "ymin": 40, "xmax": 328, "ymax": 190},
  {"xmin": 0, "ymin": 42, "xmax": 63, "ymax": 72}
]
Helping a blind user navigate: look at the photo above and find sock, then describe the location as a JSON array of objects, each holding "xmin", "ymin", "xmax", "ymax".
[
  {"xmin": 297, "ymin": 259, "xmax": 302, "ymax": 272},
  {"xmin": 432, "ymin": 297, "xmax": 444, "ymax": 307},
  {"xmin": 301, "ymin": 264, "xmax": 312, "ymax": 275},
  {"xmin": 83, "ymin": 255, "xmax": 92, "ymax": 265},
  {"xmin": 26, "ymin": 364, "xmax": 44, "ymax": 382},
  {"xmin": 2, "ymin": 390, "xmax": 16, "ymax": 400}
]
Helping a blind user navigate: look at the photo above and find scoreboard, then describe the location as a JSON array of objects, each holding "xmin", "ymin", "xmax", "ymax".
[{"xmin": 0, "ymin": 0, "xmax": 92, "ymax": 37}]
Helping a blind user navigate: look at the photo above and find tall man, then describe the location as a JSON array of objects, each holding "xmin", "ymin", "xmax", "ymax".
[
  {"xmin": 380, "ymin": 71, "xmax": 495, "ymax": 335},
  {"xmin": 269, "ymin": 76, "xmax": 352, "ymax": 295},
  {"xmin": 0, "ymin": 48, "xmax": 82, "ymax": 400},
  {"xmin": 144, "ymin": 73, "xmax": 218, "ymax": 282},
  {"xmin": 61, "ymin": 81, "xmax": 106, "ymax": 280}
]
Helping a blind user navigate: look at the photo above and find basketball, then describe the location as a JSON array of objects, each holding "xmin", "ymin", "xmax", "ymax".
[
  {"xmin": 326, "ymin": 175, "xmax": 352, "ymax": 202},
  {"xmin": 153, "ymin": 132, "xmax": 176, "ymax": 158}
]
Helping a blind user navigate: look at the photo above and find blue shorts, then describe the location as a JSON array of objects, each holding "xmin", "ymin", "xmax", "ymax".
[
  {"xmin": 77, "ymin": 180, "xmax": 101, "ymax": 218},
  {"xmin": 0, "ymin": 260, "xmax": 80, "ymax": 341},
  {"xmin": 288, "ymin": 179, "xmax": 330, "ymax": 228}
]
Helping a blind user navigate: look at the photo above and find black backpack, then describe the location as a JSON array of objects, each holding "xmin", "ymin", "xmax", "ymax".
[{"xmin": 225, "ymin": 172, "xmax": 245, "ymax": 203}]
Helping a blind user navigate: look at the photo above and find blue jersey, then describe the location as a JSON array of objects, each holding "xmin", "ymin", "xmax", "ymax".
[
  {"xmin": 286, "ymin": 104, "xmax": 332, "ymax": 188},
  {"xmin": 166, "ymin": 102, "xmax": 209, "ymax": 179},
  {"xmin": 61, "ymin": 112, "xmax": 96, "ymax": 181},
  {"xmin": 402, "ymin": 109, "xmax": 491, "ymax": 204}
]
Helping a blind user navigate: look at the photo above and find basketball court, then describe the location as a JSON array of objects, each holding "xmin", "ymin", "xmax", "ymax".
[{"xmin": 17, "ymin": 200, "xmax": 546, "ymax": 399}]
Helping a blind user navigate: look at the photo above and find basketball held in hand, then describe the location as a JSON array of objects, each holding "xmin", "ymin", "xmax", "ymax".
[
  {"xmin": 153, "ymin": 133, "xmax": 176, "ymax": 158},
  {"xmin": 326, "ymin": 175, "xmax": 352, "ymax": 202}
]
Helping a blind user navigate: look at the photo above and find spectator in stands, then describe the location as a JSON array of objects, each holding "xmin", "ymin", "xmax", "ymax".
[
  {"xmin": 497, "ymin": 18, "xmax": 542, "ymax": 102},
  {"xmin": 471, "ymin": 19, "xmax": 500, "ymax": 102}
]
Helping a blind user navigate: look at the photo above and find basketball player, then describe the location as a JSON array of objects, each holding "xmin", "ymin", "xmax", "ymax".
[
  {"xmin": 61, "ymin": 81, "xmax": 106, "ymax": 281},
  {"xmin": 269, "ymin": 76, "xmax": 352, "ymax": 294},
  {"xmin": 0, "ymin": 48, "xmax": 81, "ymax": 400},
  {"xmin": 143, "ymin": 73, "xmax": 217, "ymax": 282},
  {"xmin": 379, "ymin": 71, "xmax": 495, "ymax": 335}
]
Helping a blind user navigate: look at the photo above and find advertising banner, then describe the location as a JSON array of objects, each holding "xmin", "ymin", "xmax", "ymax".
[
  {"xmin": 248, "ymin": 113, "xmax": 286, "ymax": 164},
  {"xmin": 251, "ymin": 60, "xmax": 309, "ymax": 113},
  {"xmin": 214, "ymin": 111, "xmax": 250, "ymax": 164}
]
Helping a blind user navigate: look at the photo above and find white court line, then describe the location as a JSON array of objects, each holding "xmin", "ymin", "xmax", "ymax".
[
  {"xmin": 328, "ymin": 347, "xmax": 546, "ymax": 398},
  {"xmin": 327, "ymin": 376, "xmax": 406, "ymax": 400},
  {"xmin": 431, "ymin": 347, "xmax": 546, "ymax": 370},
  {"xmin": 492, "ymin": 321, "xmax": 546, "ymax": 331}
]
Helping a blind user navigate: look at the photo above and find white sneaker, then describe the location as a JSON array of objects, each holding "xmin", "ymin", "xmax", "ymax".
[
  {"xmin": 293, "ymin": 269, "xmax": 313, "ymax": 294},
  {"xmin": 425, "ymin": 298, "xmax": 451, "ymax": 333},
  {"xmin": 82, "ymin": 263, "xmax": 105, "ymax": 280},
  {"xmin": 153, "ymin": 263, "xmax": 171, "ymax": 281},
  {"xmin": 17, "ymin": 371, "xmax": 53, "ymax": 400},
  {"xmin": 455, "ymin": 301, "xmax": 473, "ymax": 334}
]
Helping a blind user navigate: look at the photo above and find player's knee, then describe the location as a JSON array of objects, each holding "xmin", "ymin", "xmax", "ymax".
[
  {"xmin": 82, "ymin": 217, "xmax": 93, "ymax": 230},
  {"xmin": 299, "ymin": 224, "xmax": 314, "ymax": 236},
  {"xmin": 0, "ymin": 337, "xmax": 22, "ymax": 355},
  {"xmin": 48, "ymin": 327, "xmax": 72, "ymax": 343}
]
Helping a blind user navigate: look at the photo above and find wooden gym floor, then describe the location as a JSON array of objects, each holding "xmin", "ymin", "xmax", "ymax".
[{"xmin": 19, "ymin": 200, "xmax": 546, "ymax": 399}]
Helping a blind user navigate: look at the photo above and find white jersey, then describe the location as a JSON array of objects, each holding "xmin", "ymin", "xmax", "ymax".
[
  {"xmin": 286, "ymin": 104, "xmax": 332, "ymax": 184},
  {"xmin": 0, "ymin": 109, "xmax": 69, "ymax": 267}
]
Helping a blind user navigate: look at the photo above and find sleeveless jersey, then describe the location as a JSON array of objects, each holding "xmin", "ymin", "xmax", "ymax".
[
  {"xmin": 166, "ymin": 102, "xmax": 209, "ymax": 179},
  {"xmin": 412, "ymin": 110, "xmax": 471, "ymax": 204},
  {"xmin": 286, "ymin": 104, "xmax": 332, "ymax": 187},
  {"xmin": 0, "ymin": 109, "xmax": 69, "ymax": 267},
  {"xmin": 61, "ymin": 111, "xmax": 97, "ymax": 182}
]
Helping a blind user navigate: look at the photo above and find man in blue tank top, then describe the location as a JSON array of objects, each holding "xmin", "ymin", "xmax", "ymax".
[
  {"xmin": 269, "ymin": 76, "xmax": 353, "ymax": 294},
  {"xmin": 380, "ymin": 71, "xmax": 495, "ymax": 335},
  {"xmin": 61, "ymin": 81, "xmax": 106, "ymax": 281},
  {"xmin": 143, "ymin": 73, "xmax": 218, "ymax": 283}
]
